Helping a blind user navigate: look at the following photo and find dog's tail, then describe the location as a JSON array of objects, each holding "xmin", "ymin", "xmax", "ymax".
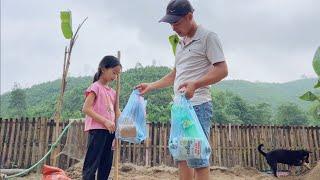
[{"xmin": 258, "ymin": 144, "xmax": 267, "ymax": 157}]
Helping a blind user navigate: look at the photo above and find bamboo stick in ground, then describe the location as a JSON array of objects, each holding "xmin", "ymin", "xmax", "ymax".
[{"xmin": 114, "ymin": 51, "xmax": 121, "ymax": 180}]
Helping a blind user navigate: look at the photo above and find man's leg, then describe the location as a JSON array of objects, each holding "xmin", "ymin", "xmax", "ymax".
[
  {"xmin": 178, "ymin": 160, "xmax": 194, "ymax": 180},
  {"xmin": 188, "ymin": 101, "xmax": 213, "ymax": 180},
  {"xmin": 195, "ymin": 167, "xmax": 210, "ymax": 180}
]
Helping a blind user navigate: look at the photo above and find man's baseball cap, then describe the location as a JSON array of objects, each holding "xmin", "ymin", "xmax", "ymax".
[{"xmin": 159, "ymin": 0, "xmax": 194, "ymax": 24}]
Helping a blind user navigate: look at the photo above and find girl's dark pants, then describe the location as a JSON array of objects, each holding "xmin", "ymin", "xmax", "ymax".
[{"xmin": 82, "ymin": 129, "xmax": 115, "ymax": 180}]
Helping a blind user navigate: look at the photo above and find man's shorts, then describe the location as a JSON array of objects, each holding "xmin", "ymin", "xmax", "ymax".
[{"xmin": 177, "ymin": 101, "xmax": 213, "ymax": 168}]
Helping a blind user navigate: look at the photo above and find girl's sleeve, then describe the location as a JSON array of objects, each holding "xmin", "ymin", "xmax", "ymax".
[{"xmin": 85, "ymin": 83, "xmax": 99, "ymax": 97}]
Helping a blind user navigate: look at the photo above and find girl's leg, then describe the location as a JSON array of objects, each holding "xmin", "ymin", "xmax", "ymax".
[
  {"xmin": 97, "ymin": 131, "xmax": 115, "ymax": 179},
  {"xmin": 82, "ymin": 130, "xmax": 107, "ymax": 180}
]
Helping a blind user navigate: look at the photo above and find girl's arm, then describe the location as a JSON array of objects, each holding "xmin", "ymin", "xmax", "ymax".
[{"xmin": 82, "ymin": 92, "xmax": 115, "ymax": 133}]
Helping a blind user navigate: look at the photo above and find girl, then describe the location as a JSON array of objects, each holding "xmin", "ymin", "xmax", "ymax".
[{"xmin": 82, "ymin": 55, "xmax": 121, "ymax": 180}]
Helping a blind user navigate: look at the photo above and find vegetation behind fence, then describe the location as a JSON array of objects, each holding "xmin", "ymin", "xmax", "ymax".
[{"xmin": 0, "ymin": 118, "xmax": 319, "ymax": 171}]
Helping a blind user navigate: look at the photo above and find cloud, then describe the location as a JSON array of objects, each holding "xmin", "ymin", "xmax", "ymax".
[{"xmin": 1, "ymin": 0, "xmax": 320, "ymax": 94}]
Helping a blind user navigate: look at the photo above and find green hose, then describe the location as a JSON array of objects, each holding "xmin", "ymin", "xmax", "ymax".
[{"xmin": 5, "ymin": 120, "xmax": 75, "ymax": 179}]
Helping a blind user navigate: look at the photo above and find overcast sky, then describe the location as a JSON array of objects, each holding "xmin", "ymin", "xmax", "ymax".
[{"xmin": 1, "ymin": 0, "xmax": 320, "ymax": 94}]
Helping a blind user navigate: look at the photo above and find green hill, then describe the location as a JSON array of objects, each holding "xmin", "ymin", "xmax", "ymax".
[
  {"xmin": 0, "ymin": 66, "xmax": 173, "ymax": 121},
  {"xmin": 212, "ymin": 78, "xmax": 318, "ymax": 110},
  {"xmin": 0, "ymin": 66, "xmax": 317, "ymax": 122}
]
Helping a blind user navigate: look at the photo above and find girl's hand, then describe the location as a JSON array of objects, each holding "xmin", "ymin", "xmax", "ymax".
[{"xmin": 104, "ymin": 120, "xmax": 115, "ymax": 133}]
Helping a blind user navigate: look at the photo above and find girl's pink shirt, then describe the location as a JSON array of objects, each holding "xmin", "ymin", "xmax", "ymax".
[{"xmin": 84, "ymin": 81, "xmax": 116, "ymax": 131}]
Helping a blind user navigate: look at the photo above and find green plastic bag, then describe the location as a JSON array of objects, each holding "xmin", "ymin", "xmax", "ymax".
[
  {"xmin": 169, "ymin": 94, "xmax": 212, "ymax": 160},
  {"xmin": 60, "ymin": 11, "xmax": 73, "ymax": 39},
  {"xmin": 169, "ymin": 34, "xmax": 179, "ymax": 56}
]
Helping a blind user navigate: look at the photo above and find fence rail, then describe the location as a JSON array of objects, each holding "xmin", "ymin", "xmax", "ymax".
[{"xmin": 0, "ymin": 118, "xmax": 319, "ymax": 171}]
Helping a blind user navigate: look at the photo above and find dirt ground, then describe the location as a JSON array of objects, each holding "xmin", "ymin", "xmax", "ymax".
[{"xmin": 11, "ymin": 161, "xmax": 320, "ymax": 180}]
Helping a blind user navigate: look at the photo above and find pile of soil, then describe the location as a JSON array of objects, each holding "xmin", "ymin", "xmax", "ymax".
[
  {"xmin": 65, "ymin": 162, "xmax": 178, "ymax": 180},
  {"xmin": 302, "ymin": 161, "xmax": 320, "ymax": 180},
  {"xmin": 64, "ymin": 161, "xmax": 320, "ymax": 180}
]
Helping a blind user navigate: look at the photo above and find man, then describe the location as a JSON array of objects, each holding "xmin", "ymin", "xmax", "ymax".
[{"xmin": 136, "ymin": 0, "xmax": 228, "ymax": 179}]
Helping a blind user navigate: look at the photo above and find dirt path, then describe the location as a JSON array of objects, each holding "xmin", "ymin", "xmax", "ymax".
[{"xmin": 12, "ymin": 161, "xmax": 320, "ymax": 180}]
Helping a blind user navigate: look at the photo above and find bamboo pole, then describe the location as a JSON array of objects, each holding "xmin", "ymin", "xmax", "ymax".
[
  {"xmin": 114, "ymin": 51, "xmax": 121, "ymax": 180},
  {"xmin": 51, "ymin": 47, "xmax": 67, "ymax": 166}
]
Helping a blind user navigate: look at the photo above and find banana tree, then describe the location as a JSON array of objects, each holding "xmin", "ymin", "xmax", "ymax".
[
  {"xmin": 300, "ymin": 47, "xmax": 320, "ymax": 101},
  {"xmin": 300, "ymin": 47, "xmax": 320, "ymax": 118},
  {"xmin": 51, "ymin": 11, "xmax": 87, "ymax": 166}
]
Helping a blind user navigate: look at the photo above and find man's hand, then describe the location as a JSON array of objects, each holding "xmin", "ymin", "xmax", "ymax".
[
  {"xmin": 104, "ymin": 120, "xmax": 115, "ymax": 134},
  {"xmin": 135, "ymin": 83, "xmax": 155, "ymax": 95},
  {"xmin": 178, "ymin": 81, "xmax": 197, "ymax": 99}
]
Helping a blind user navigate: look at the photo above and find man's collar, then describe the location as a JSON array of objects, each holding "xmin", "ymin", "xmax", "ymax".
[{"xmin": 179, "ymin": 25, "xmax": 202, "ymax": 46}]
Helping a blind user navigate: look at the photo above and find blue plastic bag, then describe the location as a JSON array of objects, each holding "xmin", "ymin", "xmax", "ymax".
[
  {"xmin": 169, "ymin": 94, "xmax": 212, "ymax": 160},
  {"xmin": 116, "ymin": 90, "xmax": 148, "ymax": 143}
]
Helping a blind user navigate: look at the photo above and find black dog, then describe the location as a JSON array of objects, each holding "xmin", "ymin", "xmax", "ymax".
[{"xmin": 258, "ymin": 144, "xmax": 311, "ymax": 177}]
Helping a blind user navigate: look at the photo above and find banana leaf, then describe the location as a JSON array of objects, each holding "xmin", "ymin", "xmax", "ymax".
[
  {"xmin": 300, "ymin": 91, "xmax": 318, "ymax": 101},
  {"xmin": 314, "ymin": 80, "xmax": 320, "ymax": 88},
  {"xmin": 312, "ymin": 47, "xmax": 320, "ymax": 77},
  {"xmin": 60, "ymin": 11, "xmax": 73, "ymax": 39},
  {"xmin": 169, "ymin": 34, "xmax": 179, "ymax": 56}
]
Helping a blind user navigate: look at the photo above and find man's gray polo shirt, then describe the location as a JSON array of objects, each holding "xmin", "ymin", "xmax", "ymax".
[{"xmin": 174, "ymin": 26, "xmax": 226, "ymax": 106}]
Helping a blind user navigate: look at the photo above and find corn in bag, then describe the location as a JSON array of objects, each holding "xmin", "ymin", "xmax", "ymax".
[{"xmin": 116, "ymin": 90, "xmax": 147, "ymax": 143}]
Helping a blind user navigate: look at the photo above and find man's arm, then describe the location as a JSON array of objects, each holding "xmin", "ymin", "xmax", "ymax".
[
  {"xmin": 151, "ymin": 68, "xmax": 176, "ymax": 89},
  {"xmin": 178, "ymin": 61, "xmax": 228, "ymax": 98},
  {"xmin": 136, "ymin": 68, "xmax": 176, "ymax": 95},
  {"xmin": 194, "ymin": 61, "xmax": 228, "ymax": 88}
]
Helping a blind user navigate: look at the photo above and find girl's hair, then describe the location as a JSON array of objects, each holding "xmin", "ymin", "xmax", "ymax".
[{"xmin": 93, "ymin": 55, "xmax": 121, "ymax": 83}]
